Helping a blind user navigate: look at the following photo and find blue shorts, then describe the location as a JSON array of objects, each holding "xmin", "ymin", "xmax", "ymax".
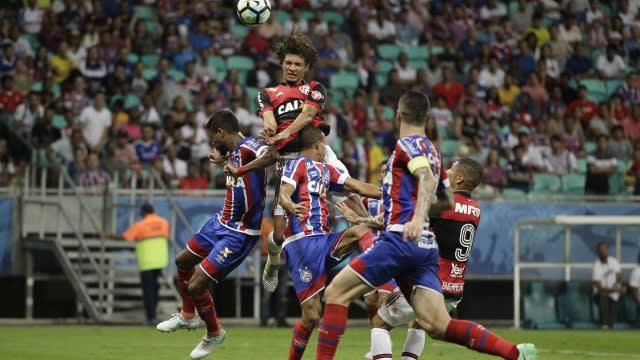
[
  {"xmin": 349, "ymin": 231, "xmax": 441, "ymax": 298},
  {"xmin": 284, "ymin": 231, "xmax": 347, "ymax": 304},
  {"xmin": 187, "ymin": 216, "xmax": 259, "ymax": 282}
]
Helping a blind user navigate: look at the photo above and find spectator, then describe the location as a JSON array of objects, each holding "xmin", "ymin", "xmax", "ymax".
[
  {"xmin": 139, "ymin": 94, "xmax": 161, "ymax": 125},
  {"xmin": 422, "ymin": 55, "xmax": 442, "ymax": 90},
  {"xmin": 13, "ymin": 59, "xmax": 33, "ymax": 95},
  {"xmin": 630, "ymin": 252, "xmax": 640, "ymax": 328},
  {"xmin": 592, "ymin": 242, "xmax": 623, "ymax": 329},
  {"xmin": 558, "ymin": 14, "xmax": 582, "ymax": 43},
  {"xmin": 614, "ymin": 73, "xmax": 639, "ymax": 107},
  {"xmin": 622, "ymin": 103, "xmax": 640, "ymax": 143},
  {"xmin": 178, "ymin": 162, "xmax": 209, "ymax": 190},
  {"xmin": 525, "ymin": 13, "xmax": 550, "ymax": 46},
  {"xmin": 460, "ymin": 28, "xmax": 482, "ymax": 62},
  {"xmin": 66, "ymin": 30, "xmax": 87, "ymax": 66},
  {"xmin": 114, "ymin": 130, "xmax": 138, "ymax": 165},
  {"xmin": 246, "ymin": 56, "xmax": 272, "ymax": 89},
  {"xmin": 135, "ymin": 124, "xmax": 163, "ymax": 164},
  {"xmin": 14, "ymin": 91, "xmax": 43, "ymax": 137},
  {"xmin": 194, "ymin": 49, "xmax": 217, "ymax": 84},
  {"xmin": 454, "ymin": 99, "xmax": 482, "ymax": 142},
  {"xmin": 283, "ymin": 8, "xmax": 308, "ymax": 34},
  {"xmin": 483, "ymin": 148, "xmax": 507, "ymax": 190},
  {"xmin": 31, "ymin": 108, "xmax": 62, "ymax": 151},
  {"xmin": 589, "ymin": 102, "xmax": 614, "ymax": 137},
  {"xmin": 623, "ymin": 26, "xmax": 640, "ymax": 67},
  {"xmin": 49, "ymin": 41, "xmax": 75, "ymax": 84},
  {"xmin": 468, "ymin": 135, "xmax": 489, "ymax": 165},
  {"xmin": 67, "ymin": 146, "xmax": 87, "ymax": 182},
  {"xmin": 544, "ymin": 134, "xmax": 578, "ymax": 175},
  {"xmin": 188, "ymin": 20, "xmax": 213, "ymax": 53},
  {"xmin": 518, "ymin": 131, "xmax": 546, "ymax": 172},
  {"xmin": 510, "ymin": 0, "xmax": 533, "ymax": 34},
  {"xmin": 596, "ymin": 45, "xmax": 627, "ymax": 80},
  {"xmin": 101, "ymin": 140, "xmax": 129, "ymax": 181},
  {"xmin": 0, "ymin": 75, "xmax": 24, "ymax": 113},
  {"xmin": 0, "ymin": 44, "xmax": 16, "ymax": 76},
  {"xmin": 565, "ymin": 44, "xmax": 595, "ymax": 79},
  {"xmin": 50, "ymin": 128, "xmax": 86, "ymax": 164},
  {"xmin": 498, "ymin": 73, "xmax": 520, "ymax": 109},
  {"xmin": 316, "ymin": 36, "xmax": 341, "ymax": 85},
  {"xmin": 514, "ymin": 40, "xmax": 536, "ymax": 82},
  {"xmin": 19, "ymin": 0, "xmax": 45, "ymax": 35},
  {"xmin": 77, "ymin": 152, "xmax": 111, "ymax": 190},
  {"xmin": 585, "ymin": 135, "xmax": 617, "ymax": 195},
  {"xmin": 430, "ymin": 96, "xmax": 454, "ymax": 129},
  {"xmin": 162, "ymin": 144, "xmax": 188, "ymax": 186},
  {"xmin": 181, "ymin": 112, "xmax": 211, "ymax": 162},
  {"xmin": 79, "ymin": 91, "xmax": 112, "ymax": 153},
  {"xmin": 394, "ymin": 52, "xmax": 417, "ymax": 87},
  {"xmin": 181, "ymin": 61, "xmax": 206, "ymax": 97},
  {"xmin": 490, "ymin": 28, "xmax": 513, "ymax": 63},
  {"xmin": 507, "ymin": 144, "xmax": 533, "ymax": 192},
  {"xmin": 547, "ymin": 24, "xmax": 573, "ymax": 61},
  {"xmin": 432, "ymin": 66, "xmax": 465, "ymax": 110},
  {"xmin": 511, "ymin": 92, "xmax": 537, "ymax": 128},
  {"xmin": 367, "ymin": 11, "xmax": 395, "ymax": 43},
  {"xmin": 587, "ymin": 19, "xmax": 608, "ymax": 49},
  {"xmin": 395, "ymin": 9, "xmax": 419, "ymax": 46},
  {"xmin": 63, "ymin": 76, "xmax": 90, "ymax": 117},
  {"xmin": 479, "ymin": 0, "xmax": 507, "ymax": 24},
  {"xmin": 80, "ymin": 47, "xmax": 108, "ymax": 89},
  {"xmin": 0, "ymin": 138, "xmax": 16, "ymax": 187},
  {"xmin": 608, "ymin": 125, "xmax": 634, "ymax": 162},
  {"xmin": 521, "ymin": 72, "xmax": 549, "ymax": 111},
  {"xmin": 478, "ymin": 56, "xmax": 505, "ymax": 89},
  {"xmin": 568, "ymin": 86, "xmax": 598, "ymax": 126},
  {"xmin": 258, "ymin": 12, "xmax": 284, "ymax": 41}
]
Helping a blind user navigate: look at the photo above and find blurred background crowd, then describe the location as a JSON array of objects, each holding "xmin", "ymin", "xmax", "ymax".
[{"xmin": 0, "ymin": 0, "xmax": 639, "ymax": 198}]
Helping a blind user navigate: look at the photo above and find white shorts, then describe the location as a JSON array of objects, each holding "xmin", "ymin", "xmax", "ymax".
[{"xmin": 377, "ymin": 289, "xmax": 461, "ymax": 327}]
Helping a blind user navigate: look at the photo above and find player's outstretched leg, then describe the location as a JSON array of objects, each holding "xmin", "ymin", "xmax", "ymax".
[
  {"xmin": 288, "ymin": 295, "xmax": 322, "ymax": 360},
  {"xmin": 188, "ymin": 268, "xmax": 226, "ymax": 360},
  {"xmin": 157, "ymin": 249, "xmax": 201, "ymax": 332},
  {"xmin": 411, "ymin": 287, "xmax": 538, "ymax": 360},
  {"xmin": 263, "ymin": 211, "xmax": 284, "ymax": 293}
]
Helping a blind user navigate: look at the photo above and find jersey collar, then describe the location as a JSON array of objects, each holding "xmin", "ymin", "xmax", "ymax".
[{"xmin": 281, "ymin": 80, "xmax": 307, "ymax": 87}]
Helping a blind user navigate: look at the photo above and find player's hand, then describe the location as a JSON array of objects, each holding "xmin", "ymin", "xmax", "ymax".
[
  {"xmin": 208, "ymin": 150, "xmax": 227, "ymax": 165},
  {"xmin": 266, "ymin": 129, "xmax": 290, "ymax": 145},
  {"xmin": 259, "ymin": 127, "xmax": 276, "ymax": 142},
  {"xmin": 336, "ymin": 202, "xmax": 360, "ymax": 224},
  {"xmin": 403, "ymin": 219, "xmax": 423, "ymax": 242},
  {"xmin": 292, "ymin": 203, "xmax": 306, "ymax": 220},
  {"xmin": 374, "ymin": 214, "xmax": 384, "ymax": 228},
  {"xmin": 224, "ymin": 164, "xmax": 240, "ymax": 178}
]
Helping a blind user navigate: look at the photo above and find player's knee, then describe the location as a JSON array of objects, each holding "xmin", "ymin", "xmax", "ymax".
[
  {"xmin": 417, "ymin": 316, "xmax": 447, "ymax": 340},
  {"xmin": 301, "ymin": 301, "xmax": 321, "ymax": 326}
]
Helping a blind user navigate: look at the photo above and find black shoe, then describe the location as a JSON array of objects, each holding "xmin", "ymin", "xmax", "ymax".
[{"xmin": 276, "ymin": 319, "xmax": 290, "ymax": 328}]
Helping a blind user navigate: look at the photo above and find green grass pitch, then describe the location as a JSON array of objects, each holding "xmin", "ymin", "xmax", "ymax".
[{"xmin": 0, "ymin": 326, "xmax": 639, "ymax": 359}]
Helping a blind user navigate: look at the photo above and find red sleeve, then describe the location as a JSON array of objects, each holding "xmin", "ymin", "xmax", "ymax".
[
  {"xmin": 257, "ymin": 88, "xmax": 273, "ymax": 116},
  {"xmin": 304, "ymin": 82, "xmax": 327, "ymax": 111}
]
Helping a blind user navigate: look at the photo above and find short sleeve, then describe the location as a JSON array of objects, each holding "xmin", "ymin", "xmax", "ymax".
[
  {"xmin": 305, "ymin": 83, "xmax": 326, "ymax": 111},
  {"xmin": 630, "ymin": 269, "xmax": 640, "ymax": 288},
  {"xmin": 257, "ymin": 88, "xmax": 273, "ymax": 116},
  {"xmin": 612, "ymin": 257, "xmax": 621, "ymax": 273},
  {"xmin": 327, "ymin": 164, "xmax": 348, "ymax": 192},
  {"xmin": 592, "ymin": 261, "xmax": 602, "ymax": 281},
  {"xmin": 282, "ymin": 158, "xmax": 304, "ymax": 188}
]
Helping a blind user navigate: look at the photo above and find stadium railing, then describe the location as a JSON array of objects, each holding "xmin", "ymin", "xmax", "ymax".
[{"xmin": 513, "ymin": 215, "xmax": 640, "ymax": 328}]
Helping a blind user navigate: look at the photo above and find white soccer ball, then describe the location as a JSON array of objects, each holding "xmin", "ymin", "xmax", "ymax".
[{"xmin": 236, "ymin": 0, "xmax": 272, "ymax": 26}]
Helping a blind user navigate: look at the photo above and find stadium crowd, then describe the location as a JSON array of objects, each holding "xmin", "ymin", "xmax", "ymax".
[{"xmin": 0, "ymin": 0, "xmax": 639, "ymax": 196}]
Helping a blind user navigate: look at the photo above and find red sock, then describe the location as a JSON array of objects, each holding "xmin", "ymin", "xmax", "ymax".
[
  {"xmin": 358, "ymin": 231, "xmax": 377, "ymax": 250},
  {"xmin": 177, "ymin": 267, "xmax": 195, "ymax": 316},
  {"xmin": 316, "ymin": 303, "xmax": 348, "ymax": 360},
  {"xmin": 445, "ymin": 319, "xmax": 519, "ymax": 360},
  {"xmin": 288, "ymin": 320, "xmax": 313, "ymax": 360},
  {"xmin": 193, "ymin": 291, "xmax": 221, "ymax": 337}
]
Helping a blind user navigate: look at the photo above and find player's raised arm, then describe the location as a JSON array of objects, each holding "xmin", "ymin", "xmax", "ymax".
[
  {"xmin": 404, "ymin": 162, "xmax": 437, "ymax": 242},
  {"xmin": 342, "ymin": 177, "xmax": 382, "ymax": 199},
  {"xmin": 336, "ymin": 202, "xmax": 384, "ymax": 230},
  {"xmin": 257, "ymin": 88, "xmax": 277, "ymax": 139},
  {"xmin": 278, "ymin": 182, "xmax": 305, "ymax": 220}
]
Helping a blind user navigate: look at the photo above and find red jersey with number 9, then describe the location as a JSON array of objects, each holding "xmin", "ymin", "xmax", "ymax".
[{"xmin": 430, "ymin": 192, "xmax": 481, "ymax": 299}]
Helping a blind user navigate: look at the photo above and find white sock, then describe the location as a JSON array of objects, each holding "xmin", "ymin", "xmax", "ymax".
[
  {"xmin": 371, "ymin": 328, "xmax": 393, "ymax": 359},
  {"xmin": 267, "ymin": 232, "xmax": 281, "ymax": 266},
  {"xmin": 401, "ymin": 328, "xmax": 426, "ymax": 360}
]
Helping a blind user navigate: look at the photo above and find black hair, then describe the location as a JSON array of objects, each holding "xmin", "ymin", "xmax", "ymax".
[
  {"xmin": 299, "ymin": 126, "xmax": 325, "ymax": 150},
  {"xmin": 455, "ymin": 158, "xmax": 484, "ymax": 189},
  {"xmin": 141, "ymin": 203, "xmax": 154, "ymax": 215},
  {"xmin": 207, "ymin": 110, "xmax": 240, "ymax": 133},
  {"xmin": 274, "ymin": 30, "xmax": 318, "ymax": 67},
  {"xmin": 398, "ymin": 90, "xmax": 430, "ymax": 126}
]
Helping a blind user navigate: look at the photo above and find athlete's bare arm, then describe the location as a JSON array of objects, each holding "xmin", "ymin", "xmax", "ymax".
[
  {"xmin": 336, "ymin": 202, "xmax": 384, "ymax": 230},
  {"xmin": 428, "ymin": 189, "xmax": 454, "ymax": 217},
  {"xmin": 260, "ymin": 110, "xmax": 278, "ymax": 140},
  {"xmin": 266, "ymin": 104, "xmax": 318, "ymax": 145},
  {"xmin": 224, "ymin": 147, "xmax": 280, "ymax": 177},
  {"xmin": 342, "ymin": 177, "xmax": 382, "ymax": 199},
  {"xmin": 278, "ymin": 183, "xmax": 305, "ymax": 220},
  {"xmin": 404, "ymin": 167, "xmax": 437, "ymax": 241}
]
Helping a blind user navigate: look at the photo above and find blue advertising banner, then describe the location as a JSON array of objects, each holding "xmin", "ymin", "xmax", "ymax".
[
  {"xmin": 0, "ymin": 197, "xmax": 13, "ymax": 274},
  {"xmin": 115, "ymin": 198, "xmax": 640, "ymax": 277}
]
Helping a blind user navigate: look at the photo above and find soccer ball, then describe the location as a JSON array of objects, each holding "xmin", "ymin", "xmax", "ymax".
[{"xmin": 236, "ymin": 0, "xmax": 272, "ymax": 26}]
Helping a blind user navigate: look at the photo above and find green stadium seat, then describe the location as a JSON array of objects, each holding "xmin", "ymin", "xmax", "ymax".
[
  {"xmin": 226, "ymin": 56, "xmax": 255, "ymax": 72},
  {"xmin": 609, "ymin": 161, "xmax": 627, "ymax": 194},
  {"xmin": 207, "ymin": 56, "xmax": 227, "ymax": 73},
  {"xmin": 382, "ymin": 106, "xmax": 395, "ymax": 120},
  {"xmin": 134, "ymin": 5, "xmax": 156, "ymax": 20},
  {"xmin": 562, "ymin": 174, "xmax": 585, "ymax": 195},
  {"xmin": 231, "ymin": 24, "xmax": 249, "ymax": 42},
  {"xmin": 331, "ymin": 91, "xmax": 344, "ymax": 108},
  {"xmin": 168, "ymin": 68, "xmax": 185, "ymax": 82},
  {"xmin": 405, "ymin": 46, "xmax": 429, "ymax": 61},
  {"xmin": 408, "ymin": 60, "xmax": 427, "ymax": 71},
  {"xmin": 19, "ymin": 34, "xmax": 39, "ymax": 51},
  {"xmin": 557, "ymin": 281, "xmax": 598, "ymax": 329},
  {"xmin": 31, "ymin": 82, "xmax": 42, "ymax": 92},
  {"xmin": 145, "ymin": 20, "xmax": 160, "ymax": 36},
  {"xmin": 329, "ymin": 71, "xmax": 359, "ymax": 92},
  {"xmin": 430, "ymin": 45, "xmax": 445, "ymax": 56},
  {"xmin": 378, "ymin": 44, "xmax": 402, "ymax": 61},
  {"xmin": 143, "ymin": 68, "xmax": 158, "ymax": 81},
  {"xmin": 441, "ymin": 139, "xmax": 461, "ymax": 157},
  {"xmin": 523, "ymin": 282, "xmax": 566, "ymax": 329},
  {"xmin": 376, "ymin": 73, "xmax": 388, "ymax": 87},
  {"xmin": 301, "ymin": 10, "xmax": 314, "ymax": 21},
  {"xmin": 141, "ymin": 54, "xmax": 161, "ymax": 67},
  {"xmin": 276, "ymin": 10, "xmax": 291, "ymax": 24},
  {"xmin": 378, "ymin": 60, "xmax": 394, "ymax": 74},
  {"xmin": 216, "ymin": 71, "xmax": 227, "ymax": 83},
  {"xmin": 579, "ymin": 79, "xmax": 606, "ymax": 94},
  {"xmin": 436, "ymin": 123, "xmax": 449, "ymax": 139},
  {"xmin": 52, "ymin": 114, "xmax": 67, "ymax": 129},
  {"xmin": 606, "ymin": 79, "xmax": 623, "ymax": 95},
  {"xmin": 532, "ymin": 173, "xmax": 562, "ymax": 194},
  {"xmin": 502, "ymin": 188, "xmax": 528, "ymax": 200},
  {"xmin": 127, "ymin": 53, "xmax": 139, "ymax": 64},
  {"xmin": 245, "ymin": 86, "xmax": 260, "ymax": 114},
  {"xmin": 575, "ymin": 158, "xmax": 587, "ymax": 173},
  {"xmin": 323, "ymin": 11, "xmax": 344, "ymax": 25}
]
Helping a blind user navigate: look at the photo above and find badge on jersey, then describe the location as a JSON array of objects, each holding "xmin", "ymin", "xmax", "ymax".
[{"xmin": 299, "ymin": 267, "xmax": 313, "ymax": 283}]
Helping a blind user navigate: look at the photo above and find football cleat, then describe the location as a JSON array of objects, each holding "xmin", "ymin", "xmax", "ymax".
[
  {"xmin": 262, "ymin": 256, "xmax": 279, "ymax": 294},
  {"xmin": 190, "ymin": 329, "xmax": 227, "ymax": 359},
  {"xmin": 516, "ymin": 343, "xmax": 538, "ymax": 360},
  {"xmin": 156, "ymin": 313, "xmax": 201, "ymax": 332}
]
